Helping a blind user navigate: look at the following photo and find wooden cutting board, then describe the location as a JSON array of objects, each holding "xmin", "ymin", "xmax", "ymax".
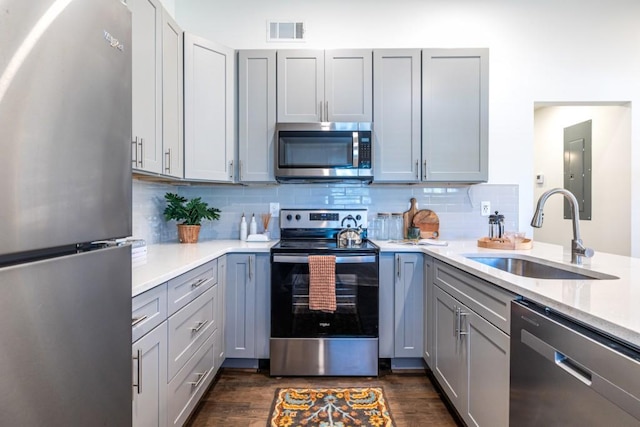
[
  {"xmin": 402, "ymin": 198, "xmax": 419, "ymax": 240},
  {"xmin": 412, "ymin": 209, "xmax": 440, "ymax": 239}
]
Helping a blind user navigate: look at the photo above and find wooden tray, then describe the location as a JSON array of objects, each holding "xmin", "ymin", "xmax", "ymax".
[{"xmin": 477, "ymin": 237, "xmax": 533, "ymax": 250}]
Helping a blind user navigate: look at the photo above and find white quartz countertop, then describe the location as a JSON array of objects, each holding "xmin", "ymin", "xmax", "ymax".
[
  {"xmin": 375, "ymin": 239, "xmax": 640, "ymax": 348},
  {"xmin": 131, "ymin": 239, "xmax": 276, "ymax": 297},
  {"xmin": 132, "ymin": 238, "xmax": 640, "ymax": 348}
]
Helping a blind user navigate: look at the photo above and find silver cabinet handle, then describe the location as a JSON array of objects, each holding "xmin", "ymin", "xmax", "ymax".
[
  {"xmin": 165, "ymin": 148, "xmax": 171, "ymax": 174},
  {"xmin": 248, "ymin": 256, "xmax": 253, "ymax": 281},
  {"xmin": 325, "ymin": 101, "xmax": 329, "ymax": 122},
  {"xmin": 396, "ymin": 255, "xmax": 401, "ymax": 280},
  {"xmin": 455, "ymin": 307, "xmax": 468, "ymax": 339},
  {"xmin": 415, "ymin": 160, "xmax": 419, "ymax": 180},
  {"xmin": 138, "ymin": 138, "xmax": 144, "ymax": 167},
  {"xmin": 131, "ymin": 315, "xmax": 148, "ymax": 327},
  {"xmin": 191, "ymin": 277, "xmax": 208, "ymax": 289},
  {"xmin": 229, "ymin": 160, "xmax": 233, "ymax": 179},
  {"xmin": 190, "ymin": 320, "xmax": 209, "ymax": 333},
  {"xmin": 133, "ymin": 349, "xmax": 142, "ymax": 394},
  {"xmin": 131, "ymin": 138, "xmax": 138, "ymax": 166},
  {"xmin": 188, "ymin": 368, "xmax": 211, "ymax": 388},
  {"xmin": 423, "ymin": 160, "xmax": 427, "ymax": 180},
  {"xmin": 458, "ymin": 310, "xmax": 468, "ymax": 338}
]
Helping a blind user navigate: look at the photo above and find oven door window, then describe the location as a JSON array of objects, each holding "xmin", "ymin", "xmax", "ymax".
[
  {"xmin": 271, "ymin": 256, "xmax": 378, "ymax": 338},
  {"xmin": 278, "ymin": 131, "xmax": 354, "ymax": 168}
]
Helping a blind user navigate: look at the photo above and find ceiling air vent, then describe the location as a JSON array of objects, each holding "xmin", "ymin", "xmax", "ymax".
[{"xmin": 267, "ymin": 21, "xmax": 305, "ymax": 42}]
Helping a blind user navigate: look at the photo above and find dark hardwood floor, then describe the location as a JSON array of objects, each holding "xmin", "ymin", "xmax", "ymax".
[{"xmin": 186, "ymin": 368, "xmax": 460, "ymax": 426}]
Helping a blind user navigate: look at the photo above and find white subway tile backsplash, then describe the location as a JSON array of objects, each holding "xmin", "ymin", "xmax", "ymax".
[{"xmin": 132, "ymin": 179, "xmax": 519, "ymax": 244}]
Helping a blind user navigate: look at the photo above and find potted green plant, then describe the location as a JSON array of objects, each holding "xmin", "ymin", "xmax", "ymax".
[{"xmin": 163, "ymin": 192, "xmax": 221, "ymax": 243}]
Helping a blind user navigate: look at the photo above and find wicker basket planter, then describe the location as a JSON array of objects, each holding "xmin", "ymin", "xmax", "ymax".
[{"xmin": 177, "ymin": 224, "xmax": 201, "ymax": 243}]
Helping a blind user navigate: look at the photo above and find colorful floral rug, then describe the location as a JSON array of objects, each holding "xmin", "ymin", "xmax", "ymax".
[{"xmin": 268, "ymin": 387, "xmax": 395, "ymax": 427}]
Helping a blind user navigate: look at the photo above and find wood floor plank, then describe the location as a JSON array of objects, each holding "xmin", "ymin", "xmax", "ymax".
[{"xmin": 186, "ymin": 368, "xmax": 460, "ymax": 426}]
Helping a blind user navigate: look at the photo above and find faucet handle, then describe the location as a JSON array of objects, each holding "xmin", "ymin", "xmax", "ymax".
[{"xmin": 574, "ymin": 240, "xmax": 595, "ymax": 258}]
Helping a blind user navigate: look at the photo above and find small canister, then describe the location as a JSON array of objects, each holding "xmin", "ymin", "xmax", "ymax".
[
  {"xmin": 489, "ymin": 211, "xmax": 505, "ymax": 238},
  {"xmin": 376, "ymin": 213, "xmax": 390, "ymax": 240},
  {"xmin": 389, "ymin": 213, "xmax": 404, "ymax": 241}
]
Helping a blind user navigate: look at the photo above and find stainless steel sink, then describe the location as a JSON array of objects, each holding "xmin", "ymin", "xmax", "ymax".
[{"xmin": 464, "ymin": 255, "xmax": 618, "ymax": 280}]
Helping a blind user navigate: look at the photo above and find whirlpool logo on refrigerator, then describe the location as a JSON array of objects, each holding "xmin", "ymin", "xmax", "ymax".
[{"xmin": 103, "ymin": 30, "xmax": 124, "ymax": 52}]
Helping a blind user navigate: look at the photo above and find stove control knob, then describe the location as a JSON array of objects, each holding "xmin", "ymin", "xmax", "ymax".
[
  {"xmin": 286, "ymin": 214, "xmax": 292, "ymax": 221},
  {"xmin": 355, "ymin": 215, "xmax": 362, "ymax": 221},
  {"xmin": 295, "ymin": 214, "xmax": 301, "ymax": 221}
]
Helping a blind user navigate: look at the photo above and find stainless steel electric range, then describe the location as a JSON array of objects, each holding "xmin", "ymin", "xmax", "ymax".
[{"xmin": 270, "ymin": 209, "xmax": 379, "ymax": 376}]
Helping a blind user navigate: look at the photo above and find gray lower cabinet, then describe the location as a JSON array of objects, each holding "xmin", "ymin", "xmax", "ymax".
[
  {"xmin": 379, "ymin": 253, "xmax": 424, "ymax": 358},
  {"xmin": 422, "ymin": 49, "xmax": 489, "ymax": 182},
  {"xmin": 238, "ymin": 50, "xmax": 276, "ymax": 183},
  {"xmin": 423, "ymin": 255, "xmax": 433, "ymax": 367},
  {"xmin": 132, "ymin": 258, "xmax": 223, "ymax": 427},
  {"xmin": 132, "ymin": 321, "xmax": 168, "ymax": 427},
  {"xmin": 431, "ymin": 260, "xmax": 512, "ymax": 427},
  {"xmin": 225, "ymin": 253, "xmax": 270, "ymax": 359}
]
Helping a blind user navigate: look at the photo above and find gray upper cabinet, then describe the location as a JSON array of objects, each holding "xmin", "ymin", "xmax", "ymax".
[
  {"xmin": 422, "ymin": 48, "xmax": 489, "ymax": 182},
  {"xmin": 129, "ymin": 0, "xmax": 162, "ymax": 174},
  {"xmin": 184, "ymin": 34, "xmax": 235, "ymax": 182},
  {"xmin": 277, "ymin": 49, "xmax": 372, "ymax": 123},
  {"xmin": 238, "ymin": 50, "xmax": 276, "ymax": 183},
  {"xmin": 373, "ymin": 49, "xmax": 422, "ymax": 182},
  {"xmin": 161, "ymin": 10, "xmax": 183, "ymax": 178}
]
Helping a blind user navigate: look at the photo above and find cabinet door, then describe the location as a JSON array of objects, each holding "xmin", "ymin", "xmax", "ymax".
[
  {"xmin": 325, "ymin": 49, "xmax": 372, "ymax": 122},
  {"xmin": 184, "ymin": 33, "xmax": 234, "ymax": 181},
  {"xmin": 238, "ymin": 50, "xmax": 276, "ymax": 182},
  {"xmin": 423, "ymin": 255, "xmax": 433, "ymax": 367},
  {"xmin": 394, "ymin": 253, "xmax": 424, "ymax": 357},
  {"xmin": 277, "ymin": 50, "xmax": 324, "ymax": 122},
  {"xmin": 216, "ymin": 256, "xmax": 226, "ymax": 369},
  {"xmin": 378, "ymin": 254, "xmax": 395, "ymax": 358},
  {"xmin": 254, "ymin": 254, "xmax": 271, "ymax": 359},
  {"xmin": 225, "ymin": 254, "xmax": 256, "ymax": 358},
  {"xmin": 161, "ymin": 11, "xmax": 183, "ymax": 178},
  {"xmin": 432, "ymin": 285, "xmax": 464, "ymax": 410},
  {"xmin": 129, "ymin": 0, "xmax": 162, "ymax": 174},
  {"xmin": 373, "ymin": 49, "xmax": 421, "ymax": 182},
  {"xmin": 463, "ymin": 309, "xmax": 510, "ymax": 427},
  {"xmin": 422, "ymin": 49, "xmax": 488, "ymax": 182},
  {"xmin": 132, "ymin": 322, "xmax": 167, "ymax": 427}
]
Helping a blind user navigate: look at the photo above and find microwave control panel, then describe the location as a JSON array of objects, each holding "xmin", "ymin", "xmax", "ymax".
[{"xmin": 359, "ymin": 132, "xmax": 372, "ymax": 168}]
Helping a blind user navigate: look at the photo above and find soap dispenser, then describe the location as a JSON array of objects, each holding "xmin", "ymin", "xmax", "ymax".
[
  {"xmin": 240, "ymin": 213, "xmax": 248, "ymax": 241},
  {"xmin": 249, "ymin": 213, "xmax": 257, "ymax": 235}
]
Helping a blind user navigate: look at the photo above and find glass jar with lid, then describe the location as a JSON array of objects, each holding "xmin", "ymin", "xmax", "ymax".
[
  {"xmin": 376, "ymin": 213, "xmax": 390, "ymax": 240},
  {"xmin": 389, "ymin": 213, "xmax": 404, "ymax": 241}
]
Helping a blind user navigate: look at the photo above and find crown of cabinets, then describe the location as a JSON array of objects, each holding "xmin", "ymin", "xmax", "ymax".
[{"xmin": 239, "ymin": 48, "xmax": 488, "ymax": 184}]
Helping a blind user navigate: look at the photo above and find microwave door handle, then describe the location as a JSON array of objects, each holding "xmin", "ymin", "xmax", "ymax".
[{"xmin": 353, "ymin": 132, "xmax": 359, "ymax": 168}]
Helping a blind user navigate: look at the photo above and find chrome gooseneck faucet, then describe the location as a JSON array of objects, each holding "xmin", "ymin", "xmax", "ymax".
[{"xmin": 531, "ymin": 188, "xmax": 594, "ymax": 265}]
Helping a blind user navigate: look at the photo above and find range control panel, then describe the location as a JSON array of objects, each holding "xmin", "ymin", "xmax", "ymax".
[{"xmin": 279, "ymin": 209, "xmax": 368, "ymax": 230}]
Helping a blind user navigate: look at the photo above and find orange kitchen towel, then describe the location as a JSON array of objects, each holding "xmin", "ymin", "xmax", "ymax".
[{"xmin": 308, "ymin": 255, "xmax": 337, "ymax": 312}]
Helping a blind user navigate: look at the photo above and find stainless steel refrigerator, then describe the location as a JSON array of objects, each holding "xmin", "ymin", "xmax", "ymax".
[{"xmin": 0, "ymin": 0, "xmax": 133, "ymax": 425}]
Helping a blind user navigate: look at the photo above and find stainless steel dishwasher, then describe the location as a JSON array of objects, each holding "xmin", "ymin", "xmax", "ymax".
[{"xmin": 510, "ymin": 300, "xmax": 640, "ymax": 426}]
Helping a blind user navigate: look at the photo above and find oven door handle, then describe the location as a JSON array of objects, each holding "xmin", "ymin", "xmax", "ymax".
[{"xmin": 272, "ymin": 254, "xmax": 377, "ymax": 264}]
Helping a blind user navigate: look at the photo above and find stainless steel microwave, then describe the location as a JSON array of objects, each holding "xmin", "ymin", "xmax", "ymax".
[{"xmin": 275, "ymin": 122, "xmax": 373, "ymax": 182}]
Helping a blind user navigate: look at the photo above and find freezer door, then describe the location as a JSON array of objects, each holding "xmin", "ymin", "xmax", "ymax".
[
  {"xmin": 0, "ymin": 0, "xmax": 132, "ymax": 255},
  {"xmin": 0, "ymin": 246, "xmax": 132, "ymax": 426}
]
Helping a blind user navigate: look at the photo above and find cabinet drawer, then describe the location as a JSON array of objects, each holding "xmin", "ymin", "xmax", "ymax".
[
  {"xmin": 168, "ymin": 285, "xmax": 217, "ymax": 381},
  {"xmin": 132, "ymin": 283, "xmax": 168, "ymax": 343},
  {"xmin": 168, "ymin": 330, "xmax": 217, "ymax": 427},
  {"xmin": 433, "ymin": 260, "xmax": 514, "ymax": 334},
  {"xmin": 168, "ymin": 259, "xmax": 217, "ymax": 315}
]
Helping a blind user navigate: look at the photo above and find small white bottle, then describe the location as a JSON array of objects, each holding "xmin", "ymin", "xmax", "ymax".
[
  {"xmin": 249, "ymin": 213, "xmax": 257, "ymax": 235},
  {"xmin": 240, "ymin": 213, "xmax": 248, "ymax": 241}
]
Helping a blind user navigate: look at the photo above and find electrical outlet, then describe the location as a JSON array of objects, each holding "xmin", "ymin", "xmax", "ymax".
[
  {"xmin": 481, "ymin": 201, "xmax": 491, "ymax": 216},
  {"xmin": 270, "ymin": 202, "xmax": 280, "ymax": 217}
]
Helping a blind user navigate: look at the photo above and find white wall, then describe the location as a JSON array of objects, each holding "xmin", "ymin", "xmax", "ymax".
[
  {"xmin": 174, "ymin": 0, "xmax": 640, "ymax": 256},
  {"xmin": 533, "ymin": 105, "xmax": 631, "ymax": 256}
]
